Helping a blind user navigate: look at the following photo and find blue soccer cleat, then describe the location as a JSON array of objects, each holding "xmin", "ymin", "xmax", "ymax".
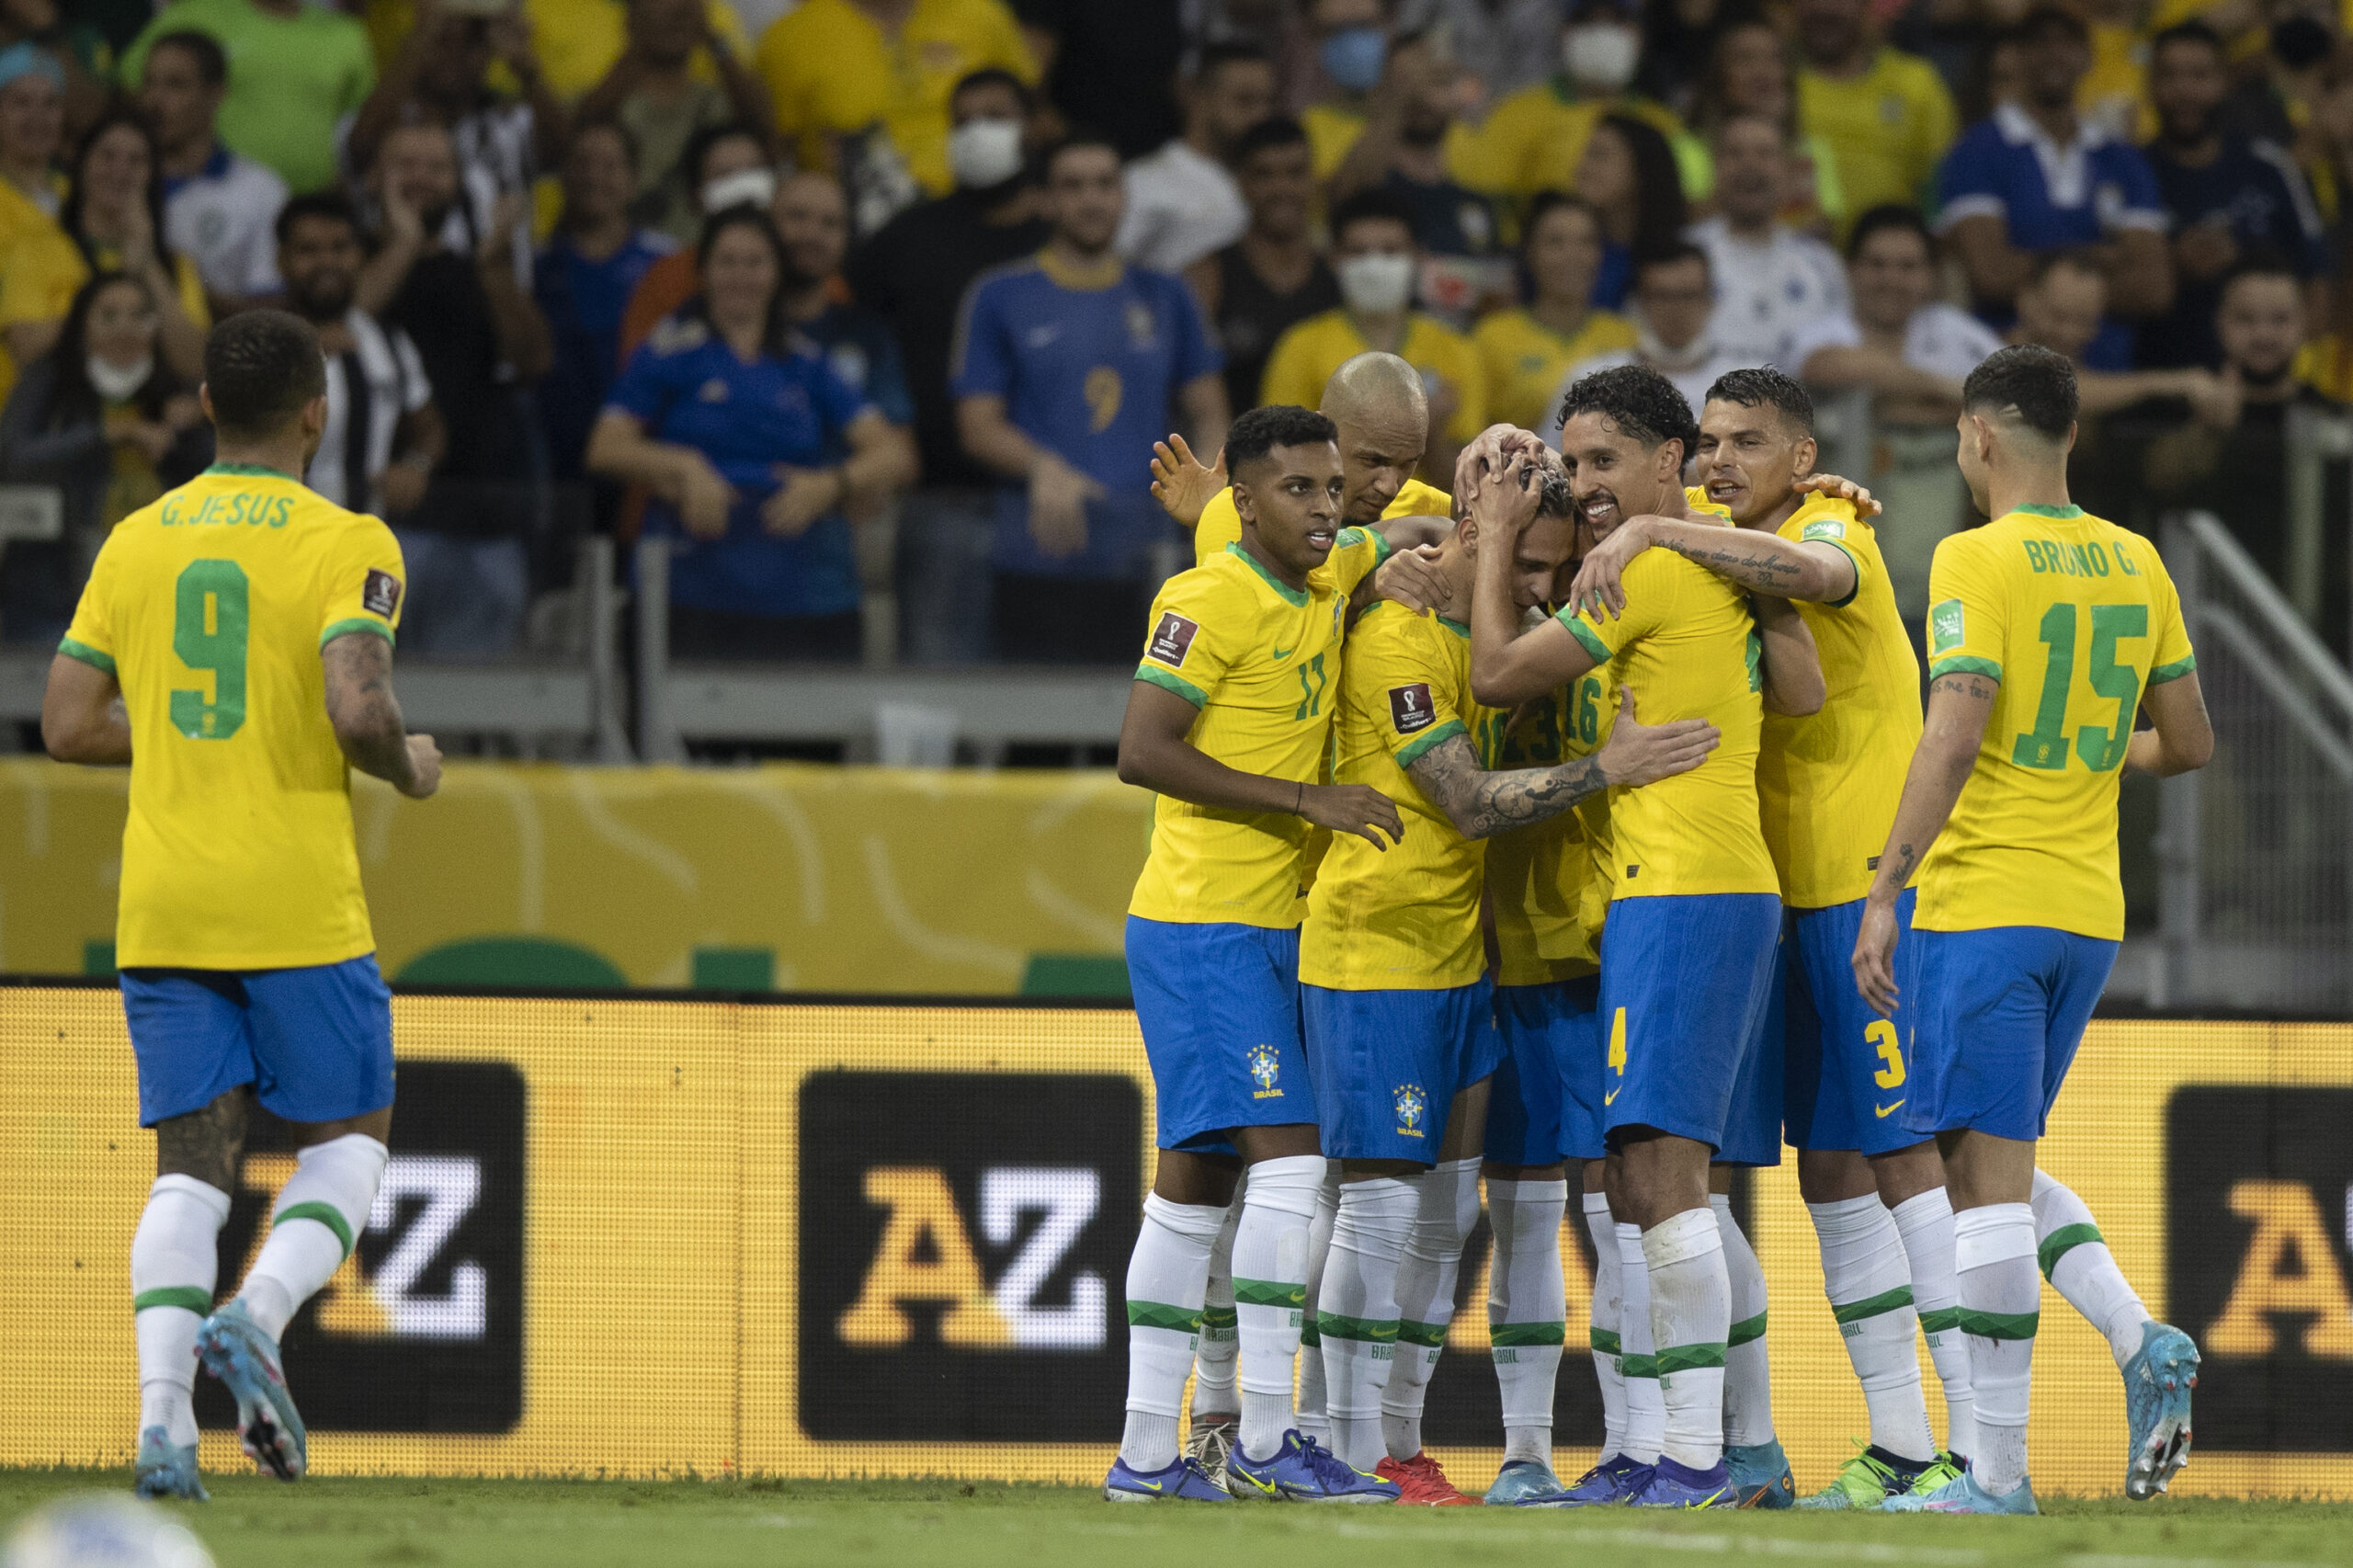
[
  {"xmin": 1622, "ymin": 1456, "xmax": 1734, "ymax": 1508},
  {"xmin": 1883, "ymin": 1468, "xmax": 2038, "ymax": 1515},
  {"xmin": 2121, "ymin": 1321, "xmax": 2198, "ymax": 1500},
  {"xmin": 1518, "ymin": 1452, "xmax": 1651, "ymax": 1507},
  {"xmin": 132, "ymin": 1426, "xmax": 206, "ymax": 1502},
  {"xmin": 1725, "ymin": 1438, "xmax": 1794, "ymax": 1508},
  {"xmin": 1103, "ymin": 1455, "xmax": 1232, "ymax": 1502},
  {"xmin": 196, "ymin": 1300, "xmax": 305, "ymax": 1480},
  {"xmin": 1483, "ymin": 1458, "xmax": 1564, "ymax": 1504},
  {"xmin": 1224, "ymin": 1431, "xmax": 1401, "ymax": 1503}
]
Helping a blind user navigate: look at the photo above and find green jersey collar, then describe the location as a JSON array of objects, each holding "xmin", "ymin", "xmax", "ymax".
[
  {"xmin": 2012, "ymin": 502, "xmax": 2083, "ymax": 520},
  {"xmin": 204, "ymin": 461, "xmax": 299, "ymax": 481},
  {"xmin": 1224, "ymin": 540, "xmax": 1310, "ymax": 606}
]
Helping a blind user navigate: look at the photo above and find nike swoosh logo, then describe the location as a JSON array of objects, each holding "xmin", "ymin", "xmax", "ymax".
[
  {"xmin": 1131, "ymin": 1478, "xmax": 1163, "ymax": 1492},
  {"xmin": 1272, "ymin": 645, "xmax": 1294, "ymax": 659},
  {"xmin": 1875, "ymin": 1100, "xmax": 1904, "ymax": 1119},
  {"xmin": 1604, "ymin": 1087, "xmax": 1621, "ymax": 1106}
]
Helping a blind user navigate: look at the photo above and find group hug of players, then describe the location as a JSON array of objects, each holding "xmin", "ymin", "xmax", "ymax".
[{"xmin": 1104, "ymin": 341, "xmax": 2215, "ymax": 1514}]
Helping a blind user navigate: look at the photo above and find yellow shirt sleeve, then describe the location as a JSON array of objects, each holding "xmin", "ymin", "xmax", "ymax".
[
  {"xmin": 1925, "ymin": 533, "xmax": 2006, "ymax": 683},
  {"xmin": 59, "ymin": 530, "xmax": 119, "ymax": 673},
  {"xmin": 1258, "ymin": 317, "xmax": 1327, "ymax": 412},
  {"xmin": 1418, "ymin": 320, "xmax": 1485, "ymax": 445},
  {"xmin": 0, "ymin": 225, "xmax": 85, "ymax": 328},
  {"xmin": 1790, "ymin": 500, "xmax": 1867, "ymax": 609},
  {"xmin": 2139, "ymin": 546, "xmax": 2197, "ymax": 683},
  {"xmin": 1135, "ymin": 570, "xmax": 1235, "ymax": 708},
  {"xmin": 1321, "ymin": 525, "xmax": 1392, "ymax": 598},
  {"xmin": 1373, "ymin": 616, "xmax": 1469, "ymax": 770},
  {"xmin": 319, "ymin": 517, "xmax": 408, "ymax": 647},
  {"xmin": 170, "ymin": 254, "xmax": 210, "ymax": 331}
]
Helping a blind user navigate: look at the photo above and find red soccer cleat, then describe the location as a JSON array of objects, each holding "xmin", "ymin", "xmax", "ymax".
[{"xmin": 1376, "ymin": 1451, "xmax": 1481, "ymax": 1505}]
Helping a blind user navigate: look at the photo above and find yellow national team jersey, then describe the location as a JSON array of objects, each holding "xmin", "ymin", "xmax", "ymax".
[
  {"xmin": 1915, "ymin": 505, "xmax": 2195, "ymax": 940},
  {"xmin": 1302, "ymin": 604, "xmax": 1502, "ymax": 990},
  {"xmin": 1756, "ymin": 496, "xmax": 1923, "ymax": 909},
  {"xmin": 1488, "ymin": 664, "xmax": 1615, "ymax": 985},
  {"xmin": 1194, "ymin": 477, "xmax": 1451, "ymax": 565},
  {"xmin": 1795, "ymin": 48, "xmax": 1959, "ymax": 232},
  {"xmin": 1128, "ymin": 529, "xmax": 1391, "ymax": 927},
  {"xmin": 59, "ymin": 465, "xmax": 406, "ymax": 970},
  {"xmin": 1561, "ymin": 551, "xmax": 1777, "ymax": 900},
  {"xmin": 1450, "ymin": 81, "xmax": 1701, "ymax": 201},
  {"xmin": 1472, "ymin": 308, "xmax": 1639, "ymax": 436},
  {"xmin": 1259, "ymin": 310, "xmax": 1486, "ymax": 448}
]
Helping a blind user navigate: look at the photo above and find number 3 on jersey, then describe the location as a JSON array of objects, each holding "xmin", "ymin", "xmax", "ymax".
[
  {"xmin": 2012, "ymin": 601, "xmax": 2144, "ymax": 773},
  {"xmin": 171, "ymin": 558, "xmax": 249, "ymax": 740}
]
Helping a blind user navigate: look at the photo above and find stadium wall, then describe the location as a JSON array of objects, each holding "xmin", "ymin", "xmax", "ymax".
[{"xmin": 4, "ymin": 986, "xmax": 2350, "ymax": 1499}]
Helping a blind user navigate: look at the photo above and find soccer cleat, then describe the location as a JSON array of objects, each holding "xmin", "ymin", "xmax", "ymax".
[
  {"xmin": 1483, "ymin": 1458, "xmax": 1564, "ymax": 1504},
  {"xmin": 1883, "ymin": 1468, "xmax": 2038, "ymax": 1515},
  {"xmin": 132, "ymin": 1426, "xmax": 207, "ymax": 1503},
  {"xmin": 2121, "ymin": 1321, "xmax": 2198, "ymax": 1500},
  {"xmin": 1375, "ymin": 1450, "xmax": 1478, "ymax": 1505},
  {"xmin": 1519, "ymin": 1453, "xmax": 1651, "ymax": 1506},
  {"xmin": 1725, "ymin": 1438, "xmax": 1794, "ymax": 1508},
  {"xmin": 196, "ymin": 1300, "xmax": 305, "ymax": 1480},
  {"xmin": 1103, "ymin": 1455, "xmax": 1233, "ymax": 1502},
  {"xmin": 1796, "ymin": 1440, "xmax": 1952, "ymax": 1510},
  {"xmin": 1224, "ymin": 1430, "xmax": 1402, "ymax": 1503},
  {"xmin": 1621, "ymin": 1456, "xmax": 1734, "ymax": 1508},
  {"xmin": 1185, "ymin": 1415, "xmax": 1236, "ymax": 1490}
]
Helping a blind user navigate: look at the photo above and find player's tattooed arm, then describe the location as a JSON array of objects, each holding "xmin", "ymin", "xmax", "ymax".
[
  {"xmin": 323, "ymin": 631, "xmax": 442, "ymax": 800},
  {"xmin": 1568, "ymin": 517, "xmax": 1856, "ymax": 619},
  {"xmin": 40, "ymin": 652, "xmax": 131, "ymax": 764},
  {"xmin": 1405, "ymin": 688, "xmax": 1720, "ymax": 840}
]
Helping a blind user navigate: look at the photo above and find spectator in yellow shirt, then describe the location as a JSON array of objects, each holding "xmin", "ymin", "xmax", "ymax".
[
  {"xmin": 756, "ymin": 0, "xmax": 1034, "ymax": 202},
  {"xmin": 1793, "ymin": 0, "xmax": 1958, "ymax": 224},
  {"xmin": 1299, "ymin": 0, "xmax": 1401, "ymax": 181},
  {"xmin": 0, "ymin": 44, "xmax": 68, "ymax": 403},
  {"xmin": 1472, "ymin": 192, "xmax": 1636, "ymax": 432},
  {"xmin": 1260, "ymin": 187, "xmax": 1483, "ymax": 483}
]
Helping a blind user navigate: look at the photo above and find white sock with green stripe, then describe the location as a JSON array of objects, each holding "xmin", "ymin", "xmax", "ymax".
[
  {"xmin": 131, "ymin": 1175, "xmax": 230, "ymax": 1448},
  {"xmin": 2030, "ymin": 1171, "xmax": 2147, "ymax": 1369},
  {"xmin": 1194, "ymin": 1199, "xmax": 1241, "ymax": 1420},
  {"xmin": 1953, "ymin": 1202, "xmax": 2039, "ymax": 1496},
  {"xmin": 1123, "ymin": 1192, "xmax": 1229, "ymax": 1470},
  {"xmin": 1234, "ymin": 1155, "xmax": 1323, "ymax": 1460},
  {"xmin": 1643, "ymin": 1206, "xmax": 1730, "ymax": 1471},
  {"xmin": 1808, "ymin": 1194, "xmax": 1935, "ymax": 1462},
  {"xmin": 1294, "ymin": 1169, "xmax": 1341, "ymax": 1447},
  {"xmin": 1584, "ymin": 1193, "xmax": 1628, "ymax": 1458},
  {"xmin": 1322, "ymin": 1175, "xmax": 1419, "ymax": 1471},
  {"xmin": 1891, "ymin": 1186, "xmax": 1973, "ymax": 1460},
  {"xmin": 1710, "ymin": 1194, "xmax": 1772, "ymax": 1449},
  {"xmin": 1488, "ymin": 1176, "xmax": 1568, "ymax": 1464},
  {"xmin": 1617, "ymin": 1221, "xmax": 1665, "ymax": 1463},
  {"xmin": 236, "ymin": 1134, "xmax": 388, "ymax": 1342},
  {"xmin": 1382, "ymin": 1157, "xmax": 1481, "ymax": 1460}
]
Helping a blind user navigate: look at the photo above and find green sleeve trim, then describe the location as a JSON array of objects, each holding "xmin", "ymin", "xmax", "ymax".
[
  {"xmin": 1133, "ymin": 663, "xmax": 1206, "ymax": 708},
  {"xmin": 1917, "ymin": 1307, "xmax": 1963, "ymax": 1335},
  {"xmin": 319, "ymin": 617, "xmax": 395, "ymax": 651},
  {"xmin": 1928, "ymin": 654, "xmax": 2003, "ymax": 684},
  {"xmin": 1588, "ymin": 1326, "xmax": 1622, "ymax": 1356},
  {"xmin": 133, "ymin": 1286, "xmax": 213, "ymax": 1314},
  {"xmin": 1816, "ymin": 538, "xmax": 1863, "ymax": 609},
  {"xmin": 1654, "ymin": 1340, "xmax": 1729, "ymax": 1374},
  {"xmin": 1559, "ymin": 611, "xmax": 1612, "ymax": 665},
  {"xmin": 1957, "ymin": 1307, "xmax": 2040, "ymax": 1342},
  {"xmin": 1315, "ymin": 1311, "xmax": 1401, "ymax": 1344},
  {"xmin": 1396, "ymin": 1318, "xmax": 1448, "ymax": 1348},
  {"xmin": 1727, "ymin": 1311, "xmax": 1768, "ymax": 1347},
  {"xmin": 56, "ymin": 637, "xmax": 115, "ymax": 675},
  {"xmin": 2148, "ymin": 653, "xmax": 2197, "ymax": 685},
  {"xmin": 1127, "ymin": 1300, "xmax": 1203, "ymax": 1333},
  {"xmin": 1832, "ymin": 1285, "xmax": 1915, "ymax": 1324},
  {"xmin": 2038, "ymin": 1221, "xmax": 2104, "ymax": 1280},
  {"xmin": 274, "ymin": 1199, "xmax": 355, "ymax": 1260},
  {"xmin": 1233, "ymin": 1277, "xmax": 1306, "ymax": 1310},
  {"xmin": 1490, "ymin": 1321, "xmax": 1567, "ymax": 1347},
  {"xmin": 1394, "ymin": 717, "xmax": 1468, "ymax": 769}
]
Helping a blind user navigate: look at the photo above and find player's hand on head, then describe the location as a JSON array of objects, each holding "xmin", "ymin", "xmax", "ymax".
[
  {"xmin": 1373, "ymin": 543, "xmax": 1447, "ymax": 612},
  {"xmin": 401, "ymin": 733, "xmax": 443, "ymax": 800},
  {"xmin": 1149, "ymin": 433, "xmax": 1224, "ymax": 528},
  {"xmin": 1300, "ymin": 782, "xmax": 1404, "ymax": 849},
  {"xmin": 1596, "ymin": 687, "xmax": 1718, "ymax": 788},
  {"xmin": 1452, "ymin": 423, "xmax": 1540, "ymax": 498},
  {"xmin": 1791, "ymin": 471, "xmax": 1881, "ymax": 517},
  {"xmin": 1851, "ymin": 900, "xmax": 1901, "ymax": 1019},
  {"xmin": 1467, "ymin": 450, "xmax": 1540, "ymax": 536}
]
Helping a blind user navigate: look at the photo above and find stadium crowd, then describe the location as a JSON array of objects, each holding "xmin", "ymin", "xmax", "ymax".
[{"xmin": 0, "ymin": 0, "xmax": 2346, "ymax": 664}]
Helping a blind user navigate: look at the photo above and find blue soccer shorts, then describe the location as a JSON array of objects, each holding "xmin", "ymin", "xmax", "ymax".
[
  {"xmin": 1126, "ymin": 915, "xmax": 1313, "ymax": 1152},
  {"xmin": 1901, "ymin": 925, "xmax": 2120, "ymax": 1142},
  {"xmin": 1489, "ymin": 973, "xmax": 1601, "ymax": 1165},
  {"xmin": 1302, "ymin": 976, "xmax": 1501, "ymax": 1163},
  {"xmin": 1783, "ymin": 890, "xmax": 1924, "ymax": 1155},
  {"xmin": 120, "ymin": 954, "xmax": 395, "ymax": 1128},
  {"xmin": 1715, "ymin": 927, "xmax": 1785, "ymax": 1168},
  {"xmin": 1597, "ymin": 892, "xmax": 1781, "ymax": 1154}
]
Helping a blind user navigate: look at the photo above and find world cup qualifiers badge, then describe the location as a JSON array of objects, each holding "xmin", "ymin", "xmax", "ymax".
[
  {"xmin": 1247, "ymin": 1043, "xmax": 1284, "ymax": 1099},
  {"xmin": 1393, "ymin": 1083, "xmax": 1428, "ymax": 1138}
]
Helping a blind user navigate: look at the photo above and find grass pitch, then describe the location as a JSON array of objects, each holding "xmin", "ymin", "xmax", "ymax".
[{"xmin": 6, "ymin": 1471, "xmax": 2352, "ymax": 1568}]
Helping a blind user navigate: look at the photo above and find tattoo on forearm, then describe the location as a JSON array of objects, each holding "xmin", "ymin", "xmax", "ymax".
[
  {"xmin": 1409, "ymin": 733, "xmax": 1608, "ymax": 839},
  {"xmin": 1928, "ymin": 673, "xmax": 1995, "ymax": 700},
  {"xmin": 1661, "ymin": 535, "xmax": 1805, "ymax": 589},
  {"xmin": 322, "ymin": 631, "xmax": 413, "ymax": 785}
]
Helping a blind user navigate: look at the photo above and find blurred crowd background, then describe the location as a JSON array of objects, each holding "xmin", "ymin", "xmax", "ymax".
[{"xmin": 0, "ymin": 0, "xmax": 2345, "ymax": 674}]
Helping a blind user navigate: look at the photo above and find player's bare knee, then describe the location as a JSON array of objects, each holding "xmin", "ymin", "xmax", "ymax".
[
  {"xmin": 290, "ymin": 1104, "xmax": 394, "ymax": 1150},
  {"xmin": 1152, "ymin": 1148, "xmax": 1242, "ymax": 1207},
  {"xmin": 1797, "ymin": 1147, "xmax": 1878, "ymax": 1205},
  {"xmin": 1868, "ymin": 1140, "xmax": 1947, "ymax": 1209},
  {"xmin": 153, "ymin": 1088, "xmax": 251, "ymax": 1188}
]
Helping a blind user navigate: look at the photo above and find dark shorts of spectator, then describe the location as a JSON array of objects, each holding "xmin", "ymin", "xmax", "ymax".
[
  {"xmin": 991, "ymin": 574, "xmax": 1151, "ymax": 665},
  {"xmin": 670, "ymin": 606, "xmax": 864, "ymax": 663}
]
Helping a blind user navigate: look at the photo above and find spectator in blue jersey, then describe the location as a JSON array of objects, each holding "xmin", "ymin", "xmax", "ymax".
[
  {"xmin": 535, "ymin": 120, "xmax": 676, "ymax": 509},
  {"xmin": 586, "ymin": 206, "xmax": 918, "ymax": 660},
  {"xmin": 2139, "ymin": 21, "xmax": 2329, "ymax": 371},
  {"xmin": 951, "ymin": 131, "xmax": 1228, "ymax": 663},
  {"xmin": 1935, "ymin": 5, "xmax": 2172, "ymax": 370}
]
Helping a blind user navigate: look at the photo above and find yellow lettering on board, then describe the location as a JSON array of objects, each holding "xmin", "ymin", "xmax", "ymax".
[
  {"xmin": 835, "ymin": 1166, "xmax": 1011, "ymax": 1348},
  {"xmin": 2205, "ymin": 1179, "xmax": 2353, "ymax": 1358}
]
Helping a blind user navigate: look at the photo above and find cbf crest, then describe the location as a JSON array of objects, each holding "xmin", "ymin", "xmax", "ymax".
[
  {"xmin": 1247, "ymin": 1043, "xmax": 1284, "ymax": 1099},
  {"xmin": 1393, "ymin": 1083, "xmax": 1428, "ymax": 1138},
  {"xmin": 1124, "ymin": 299, "xmax": 1159, "ymax": 349}
]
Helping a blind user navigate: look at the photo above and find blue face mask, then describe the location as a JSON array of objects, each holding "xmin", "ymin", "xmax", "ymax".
[{"xmin": 1320, "ymin": 27, "xmax": 1387, "ymax": 92}]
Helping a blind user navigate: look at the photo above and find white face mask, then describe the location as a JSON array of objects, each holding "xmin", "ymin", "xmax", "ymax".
[
  {"xmin": 700, "ymin": 166, "xmax": 777, "ymax": 214},
  {"xmin": 1563, "ymin": 23, "xmax": 1642, "ymax": 91},
  {"xmin": 87, "ymin": 353, "xmax": 152, "ymax": 402},
  {"xmin": 1338, "ymin": 252, "xmax": 1415, "ymax": 314},
  {"xmin": 948, "ymin": 117, "xmax": 1026, "ymax": 190}
]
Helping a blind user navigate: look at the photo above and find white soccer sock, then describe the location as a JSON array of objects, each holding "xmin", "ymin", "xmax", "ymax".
[
  {"xmin": 1381, "ymin": 1157, "xmax": 1480, "ymax": 1460},
  {"xmin": 1892, "ymin": 1186, "xmax": 1974, "ymax": 1460},
  {"xmin": 2030, "ymin": 1171, "xmax": 2148, "ymax": 1368},
  {"xmin": 1709, "ymin": 1194, "xmax": 1773, "ymax": 1449},
  {"xmin": 1121, "ymin": 1192, "xmax": 1229, "ymax": 1470},
  {"xmin": 1643, "ymin": 1206, "xmax": 1730, "ymax": 1471},
  {"xmin": 1233, "ymin": 1155, "xmax": 1323, "ymax": 1460},
  {"xmin": 1294, "ymin": 1169, "xmax": 1341, "ymax": 1447},
  {"xmin": 1617, "ymin": 1220, "xmax": 1665, "ymax": 1464},
  {"xmin": 1321, "ymin": 1175, "xmax": 1419, "ymax": 1471},
  {"xmin": 131, "ymin": 1175, "xmax": 231, "ymax": 1448},
  {"xmin": 1194, "ymin": 1199, "xmax": 1240, "ymax": 1420},
  {"xmin": 236, "ymin": 1134, "xmax": 388, "ymax": 1342},
  {"xmin": 1953, "ymin": 1202, "xmax": 2039, "ymax": 1497},
  {"xmin": 1808, "ymin": 1194, "xmax": 1936, "ymax": 1462},
  {"xmin": 1583, "ymin": 1192, "xmax": 1628, "ymax": 1460},
  {"xmin": 1488, "ymin": 1176, "xmax": 1568, "ymax": 1466}
]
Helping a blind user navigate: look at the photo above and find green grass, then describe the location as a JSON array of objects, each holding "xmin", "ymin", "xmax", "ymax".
[{"xmin": 6, "ymin": 1472, "xmax": 2353, "ymax": 1568}]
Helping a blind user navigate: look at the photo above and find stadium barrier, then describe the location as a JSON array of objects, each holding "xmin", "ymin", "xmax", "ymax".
[{"xmin": 3, "ymin": 984, "xmax": 2349, "ymax": 1498}]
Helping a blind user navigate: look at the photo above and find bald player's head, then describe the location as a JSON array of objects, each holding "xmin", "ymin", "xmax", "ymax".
[{"xmin": 1317, "ymin": 351, "xmax": 1433, "ymax": 524}]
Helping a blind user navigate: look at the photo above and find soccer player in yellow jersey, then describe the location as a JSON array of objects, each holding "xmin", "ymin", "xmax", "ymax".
[
  {"xmin": 1857, "ymin": 346, "xmax": 2213, "ymax": 1516},
  {"xmin": 40, "ymin": 312, "xmax": 442, "ymax": 1501},
  {"xmin": 1469, "ymin": 365, "xmax": 1824, "ymax": 1509}
]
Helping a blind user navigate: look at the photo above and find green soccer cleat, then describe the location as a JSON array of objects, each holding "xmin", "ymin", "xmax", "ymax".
[
  {"xmin": 197, "ymin": 1300, "xmax": 306, "ymax": 1480},
  {"xmin": 1797, "ymin": 1441, "xmax": 1958, "ymax": 1510}
]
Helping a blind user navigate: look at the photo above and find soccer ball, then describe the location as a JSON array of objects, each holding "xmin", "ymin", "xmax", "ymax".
[{"xmin": 2, "ymin": 1495, "xmax": 213, "ymax": 1568}]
